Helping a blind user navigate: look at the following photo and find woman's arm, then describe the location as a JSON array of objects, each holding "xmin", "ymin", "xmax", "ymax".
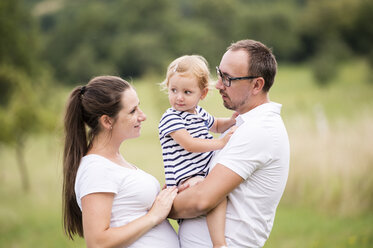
[
  {"xmin": 210, "ymin": 112, "xmax": 238, "ymax": 133},
  {"xmin": 170, "ymin": 128, "xmax": 235, "ymax": 153},
  {"xmin": 81, "ymin": 187, "xmax": 177, "ymax": 248}
]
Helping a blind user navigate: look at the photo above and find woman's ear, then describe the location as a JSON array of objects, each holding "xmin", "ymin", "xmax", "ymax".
[
  {"xmin": 200, "ymin": 88, "xmax": 209, "ymax": 100},
  {"xmin": 99, "ymin": 115, "xmax": 113, "ymax": 130}
]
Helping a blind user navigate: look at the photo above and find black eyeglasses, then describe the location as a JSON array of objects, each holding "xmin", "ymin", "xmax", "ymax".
[{"xmin": 216, "ymin": 66, "xmax": 259, "ymax": 87}]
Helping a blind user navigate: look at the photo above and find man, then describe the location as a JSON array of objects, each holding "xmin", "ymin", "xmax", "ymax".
[{"xmin": 170, "ymin": 39, "xmax": 290, "ymax": 248}]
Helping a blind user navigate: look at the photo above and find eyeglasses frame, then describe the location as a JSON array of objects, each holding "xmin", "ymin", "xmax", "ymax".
[{"xmin": 216, "ymin": 66, "xmax": 259, "ymax": 87}]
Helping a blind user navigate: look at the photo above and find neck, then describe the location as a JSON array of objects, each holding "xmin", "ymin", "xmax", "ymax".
[
  {"xmin": 239, "ymin": 94, "xmax": 269, "ymax": 114},
  {"xmin": 88, "ymin": 132, "xmax": 121, "ymax": 158},
  {"xmin": 88, "ymin": 134, "xmax": 135, "ymax": 169}
]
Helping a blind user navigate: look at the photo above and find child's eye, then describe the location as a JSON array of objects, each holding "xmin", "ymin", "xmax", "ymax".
[
  {"xmin": 185, "ymin": 90, "xmax": 192, "ymax": 95},
  {"xmin": 170, "ymin": 88, "xmax": 177, "ymax": 93}
]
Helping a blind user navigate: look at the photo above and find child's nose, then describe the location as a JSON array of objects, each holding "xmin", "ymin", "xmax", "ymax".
[{"xmin": 177, "ymin": 94, "xmax": 183, "ymax": 101}]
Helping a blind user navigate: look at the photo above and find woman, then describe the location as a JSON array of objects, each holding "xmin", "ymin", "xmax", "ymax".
[{"xmin": 62, "ymin": 76, "xmax": 179, "ymax": 247}]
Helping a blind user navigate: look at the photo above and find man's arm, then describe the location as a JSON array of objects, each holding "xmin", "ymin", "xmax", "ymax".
[{"xmin": 169, "ymin": 164, "xmax": 244, "ymax": 219}]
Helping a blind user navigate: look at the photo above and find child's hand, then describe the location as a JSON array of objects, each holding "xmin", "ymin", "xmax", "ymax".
[
  {"xmin": 177, "ymin": 182, "xmax": 190, "ymax": 193},
  {"xmin": 177, "ymin": 176, "xmax": 204, "ymax": 193},
  {"xmin": 184, "ymin": 176, "xmax": 204, "ymax": 187},
  {"xmin": 227, "ymin": 112, "xmax": 239, "ymax": 128},
  {"xmin": 231, "ymin": 111, "xmax": 239, "ymax": 120},
  {"xmin": 220, "ymin": 125, "xmax": 237, "ymax": 147}
]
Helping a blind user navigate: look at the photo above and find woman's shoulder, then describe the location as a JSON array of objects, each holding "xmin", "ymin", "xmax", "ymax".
[
  {"xmin": 75, "ymin": 155, "xmax": 124, "ymax": 204},
  {"xmin": 78, "ymin": 154, "xmax": 125, "ymax": 177},
  {"xmin": 76, "ymin": 154, "xmax": 136, "ymax": 188},
  {"xmin": 80, "ymin": 154, "xmax": 111, "ymax": 168}
]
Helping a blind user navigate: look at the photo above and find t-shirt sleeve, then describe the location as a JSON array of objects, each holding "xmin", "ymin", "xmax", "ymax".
[
  {"xmin": 75, "ymin": 160, "xmax": 122, "ymax": 203},
  {"xmin": 216, "ymin": 126, "xmax": 273, "ymax": 180},
  {"xmin": 158, "ymin": 111, "xmax": 185, "ymax": 137},
  {"xmin": 198, "ymin": 106, "xmax": 215, "ymax": 129}
]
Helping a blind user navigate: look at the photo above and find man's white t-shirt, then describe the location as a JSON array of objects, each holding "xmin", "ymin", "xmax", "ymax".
[
  {"xmin": 75, "ymin": 154, "xmax": 179, "ymax": 248},
  {"xmin": 179, "ymin": 102, "xmax": 290, "ymax": 248}
]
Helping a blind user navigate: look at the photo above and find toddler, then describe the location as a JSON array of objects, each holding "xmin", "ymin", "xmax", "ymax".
[{"xmin": 158, "ymin": 55, "xmax": 237, "ymax": 248}]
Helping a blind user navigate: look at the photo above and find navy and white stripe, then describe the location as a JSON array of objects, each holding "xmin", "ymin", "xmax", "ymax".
[{"xmin": 159, "ymin": 106, "xmax": 215, "ymax": 186}]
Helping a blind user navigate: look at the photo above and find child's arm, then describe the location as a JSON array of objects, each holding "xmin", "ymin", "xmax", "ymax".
[
  {"xmin": 170, "ymin": 127, "xmax": 235, "ymax": 153},
  {"xmin": 210, "ymin": 112, "xmax": 239, "ymax": 133}
]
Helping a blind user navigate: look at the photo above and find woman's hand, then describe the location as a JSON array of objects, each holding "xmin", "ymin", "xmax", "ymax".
[{"xmin": 147, "ymin": 186, "xmax": 178, "ymax": 225}]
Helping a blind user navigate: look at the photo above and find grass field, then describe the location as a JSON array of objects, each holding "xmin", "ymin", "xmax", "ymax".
[{"xmin": 0, "ymin": 61, "xmax": 372, "ymax": 247}]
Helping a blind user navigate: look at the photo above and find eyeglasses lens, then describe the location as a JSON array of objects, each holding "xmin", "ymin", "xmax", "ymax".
[{"xmin": 216, "ymin": 67, "xmax": 230, "ymax": 87}]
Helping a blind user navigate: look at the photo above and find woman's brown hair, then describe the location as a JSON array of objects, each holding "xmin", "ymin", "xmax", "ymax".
[{"xmin": 62, "ymin": 76, "xmax": 130, "ymax": 239}]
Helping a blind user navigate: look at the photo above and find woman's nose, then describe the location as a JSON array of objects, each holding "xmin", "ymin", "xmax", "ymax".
[{"xmin": 139, "ymin": 109, "xmax": 147, "ymax": 121}]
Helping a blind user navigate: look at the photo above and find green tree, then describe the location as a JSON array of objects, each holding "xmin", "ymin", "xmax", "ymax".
[
  {"xmin": 41, "ymin": 0, "xmax": 178, "ymax": 83},
  {"xmin": 0, "ymin": 0, "xmax": 56, "ymax": 192},
  {"xmin": 234, "ymin": 0, "xmax": 303, "ymax": 61},
  {"xmin": 34, "ymin": 0, "xmax": 372, "ymax": 86},
  {"xmin": 0, "ymin": 0, "xmax": 38, "ymax": 74},
  {"xmin": 0, "ymin": 66, "xmax": 55, "ymax": 192}
]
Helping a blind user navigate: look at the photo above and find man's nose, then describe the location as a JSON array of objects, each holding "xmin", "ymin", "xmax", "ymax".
[{"xmin": 215, "ymin": 78, "xmax": 225, "ymax": 90}]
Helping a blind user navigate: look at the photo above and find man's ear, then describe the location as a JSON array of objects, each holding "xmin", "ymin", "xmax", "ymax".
[
  {"xmin": 200, "ymin": 88, "xmax": 209, "ymax": 100},
  {"xmin": 252, "ymin": 77, "xmax": 265, "ymax": 95},
  {"xmin": 99, "ymin": 115, "xmax": 113, "ymax": 130}
]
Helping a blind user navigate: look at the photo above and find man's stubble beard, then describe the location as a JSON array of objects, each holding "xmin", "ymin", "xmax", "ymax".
[{"xmin": 220, "ymin": 90, "xmax": 247, "ymax": 112}]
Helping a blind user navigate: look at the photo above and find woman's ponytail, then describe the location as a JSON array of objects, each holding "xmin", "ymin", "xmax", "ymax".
[{"xmin": 62, "ymin": 86, "xmax": 87, "ymax": 239}]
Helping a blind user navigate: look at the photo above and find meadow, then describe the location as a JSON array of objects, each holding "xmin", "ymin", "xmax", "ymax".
[{"xmin": 0, "ymin": 61, "xmax": 372, "ymax": 247}]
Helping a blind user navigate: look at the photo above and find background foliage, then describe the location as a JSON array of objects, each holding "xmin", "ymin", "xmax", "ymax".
[
  {"xmin": 33, "ymin": 0, "xmax": 373, "ymax": 84},
  {"xmin": 0, "ymin": 0, "xmax": 372, "ymax": 247}
]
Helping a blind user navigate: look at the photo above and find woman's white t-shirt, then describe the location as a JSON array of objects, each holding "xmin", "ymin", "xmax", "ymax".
[{"xmin": 75, "ymin": 154, "xmax": 179, "ymax": 248}]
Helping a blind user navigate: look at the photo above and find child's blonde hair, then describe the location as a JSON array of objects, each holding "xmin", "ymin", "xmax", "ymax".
[{"xmin": 160, "ymin": 55, "xmax": 211, "ymax": 91}]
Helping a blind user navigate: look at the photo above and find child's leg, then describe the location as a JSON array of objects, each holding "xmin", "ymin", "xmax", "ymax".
[{"xmin": 206, "ymin": 197, "xmax": 227, "ymax": 248}]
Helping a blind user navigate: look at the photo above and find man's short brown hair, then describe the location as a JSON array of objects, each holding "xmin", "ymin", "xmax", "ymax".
[{"xmin": 228, "ymin": 39, "xmax": 277, "ymax": 92}]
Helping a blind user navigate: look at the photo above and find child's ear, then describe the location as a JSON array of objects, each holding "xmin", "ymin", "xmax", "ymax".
[{"xmin": 200, "ymin": 88, "xmax": 209, "ymax": 100}]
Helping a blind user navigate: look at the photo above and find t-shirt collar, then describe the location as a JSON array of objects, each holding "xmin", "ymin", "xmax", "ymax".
[{"xmin": 236, "ymin": 102, "xmax": 282, "ymax": 126}]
